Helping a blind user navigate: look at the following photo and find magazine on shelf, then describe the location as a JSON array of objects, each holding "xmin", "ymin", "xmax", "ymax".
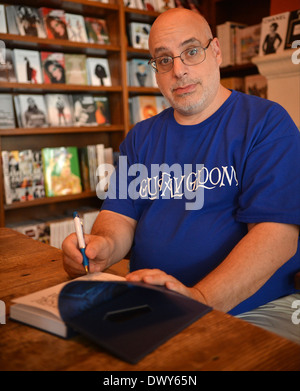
[
  {"xmin": 0, "ymin": 5, "xmax": 7, "ymax": 33},
  {"xmin": 42, "ymin": 146, "xmax": 82, "ymax": 197},
  {"xmin": 128, "ymin": 58, "xmax": 155, "ymax": 87},
  {"xmin": 86, "ymin": 57, "xmax": 111, "ymax": 86},
  {"xmin": 259, "ymin": 12, "xmax": 290, "ymax": 56},
  {"xmin": 9, "ymin": 5, "xmax": 46, "ymax": 38},
  {"xmin": 65, "ymin": 54, "xmax": 88, "ymax": 85},
  {"xmin": 14, "ymin": 94, "xmax": 48, "ymax": 128},
  {"xmin": 235, "ymin": 24, "xmax": 261, "ymax": 64},
  {"xmin": 0, "ymin": 49, "xmax": 17, "ymax": 82},
  {"xmin": 13, "ymin": 49, "xmax": 43, "ymax": 84},
  {"xmin": 45, "ymin": 94, "xmax": 74, "ymax": 127},
  {"xmin": 65, "ymin": 13, "xmax": 88, "ymax": 43},
  {"xmin": 285, "ymin": 9, "xmax": 300, "ymax": 49},
  {"xmin": 71, "ymin": 94, "xmax": 97, "ymax": 127},
  {"xmin": 128, "ymin": 22, "xmax": 151, "ymax": 49},
  {"xmin": 84, "ymin": 17, "xmax": 110, "ymax": 44},
  {"xmin": 41, "ymin": 52, "xmax": 66, "ymax": 84},
  {"xmin": 39, "ymin": 8, "xmax": 69, "ymax": 40},
  {"xmin": 94, "ymin": 96, "xmax": 111, "ymax": 125},
  {"xmin": 0, "ymin": 94, "xmax": 16, "ymax": 129}
]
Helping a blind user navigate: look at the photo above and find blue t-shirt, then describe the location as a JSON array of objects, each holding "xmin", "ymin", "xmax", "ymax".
[{"xmin": 102, "ymin": 90, "xmax": 300, "ymax": 315}]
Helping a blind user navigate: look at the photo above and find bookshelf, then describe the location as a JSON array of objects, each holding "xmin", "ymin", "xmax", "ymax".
[{"xmin": 0, "ymin": 0, "xmax": 282, "ymax": 228}]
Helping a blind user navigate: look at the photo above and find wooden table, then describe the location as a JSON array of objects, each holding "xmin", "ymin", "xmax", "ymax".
[{"xmin": 1, "ymin": 227, "xmax": 300, "ymax": 371}]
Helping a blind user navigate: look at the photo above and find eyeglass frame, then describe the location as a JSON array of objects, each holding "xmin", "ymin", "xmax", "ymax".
[{"xmin": 148, "ymin": 38, "xmax": 214, "ymax": 74}]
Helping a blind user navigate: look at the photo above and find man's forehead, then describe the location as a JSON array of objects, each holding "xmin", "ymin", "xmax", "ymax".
[{"xmin": 151, "ymin": 37, "xmax": 202, "ymax": 56}]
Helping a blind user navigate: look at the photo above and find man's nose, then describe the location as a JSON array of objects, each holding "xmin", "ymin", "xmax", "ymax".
[{"xmin": 172, "ymin": 56, "xmax": 188, "ymax": 77}]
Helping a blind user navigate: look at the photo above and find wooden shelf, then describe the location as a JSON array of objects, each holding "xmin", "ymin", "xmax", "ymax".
[
  {"xmin": 0, "ymin": 81, "xmax": 123, "ymax": 93},
  {"xmin": 0, "ymin": 125, "xmax": 124, "ymax": 136},
  {"xmin": 4, "ymin": 190, "xmax": 98, "ymax": 211}
]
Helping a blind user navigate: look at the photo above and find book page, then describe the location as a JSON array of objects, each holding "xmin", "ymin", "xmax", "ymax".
[{"xmin": 12, "ymin": 272, "xmax": 125, "ymax": 318}]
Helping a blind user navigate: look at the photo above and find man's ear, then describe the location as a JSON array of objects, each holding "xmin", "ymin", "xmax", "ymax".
[{"xmin": 211, "ymin": 38, "xmax": 223, "ymax": 67}]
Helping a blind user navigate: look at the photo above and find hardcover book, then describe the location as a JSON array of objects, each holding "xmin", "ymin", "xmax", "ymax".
[
  {"xmin": 0, "ymin": 49, "xmax": 17, "ymax": 82},
  {"xmin": 41, "ymin": 146, "xmax": 82, "ymax": 196},
  {"xmin": 39, "ymin": 8, "xmax": 69, "ymax": 40},
  {"xmin": 13, "ymin": 49, "xmax": 43, "ymax": 84},
  {"xmin": 71, "ymin": 94, "xmax": 97, "ymax": 126},
  {"xmin": 10, "ymin": 274, "xmax": 211, "ymax": 363},
  {"xmin": 45, "ymin": 94, "xmax": 74, "ymax": 127},
  {"xmin": 65, "ymin": 13, "xmax": 88, "ymax": 43},
  {"xmin": 14, "ymin": 94, "xmax": 48, "ymax": 128},
  {"xmin": 94, "ymin": 96, "xmax": 111, "ymax": 125},
  {"xmin": 0, "ymin": 94, "xmax": 16, "ymax": 129},
  {"xmin": 11, "ymin": 5, "xmax": 46, "ymax": 38},
  {"xmin": 84, "ymin": 17, "xmax": 110, "ymax": 44},
  {"xmin": 65, "ymin": 54, "xmax": 88, "ymax": 85},
  {"xmin": 41, "ymin": 52, "xmax": 66, "ymax": 84},
  {"xmin": 259, "ymin": 12, "xmax": 290, "ymax": 55},
  {"xmin": 86, "ymin": 57, "xmax": 111, "ymax": 86},
  {"xmin": 128, "ymin": 22, "xmax": 151, "ymax": 49}
]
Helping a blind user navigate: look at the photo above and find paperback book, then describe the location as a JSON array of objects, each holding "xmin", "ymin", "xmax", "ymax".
[
  {"xmin": 45, "ymin": 94, "xmax": 74, "ymax": 127},
  {"xmin": 39, "ymin": 8, "xmax": 69, "ymax": 40},
  {"xmin": 0, "ymin": 94, "xmax": 16, "ymax": 129},
  {"xmin": 42, "ymin": 146, "xmax": 82, "ymax": 197},
  {"xmin": 86, "ymin": 57, "xmax": 111, "ymax": 86},
  {"xmin": 259, "ymin": 12, "xmax": 290, "ymax": 55},
  {"xmin": 14, "ymin": 94, "xmax": 48, "ymax": 128},
  {"xmin": 85, "ymin": 17, "xmax": 110, "ymax": 44},
  {"xmin": 72, "ymin": 94, "xmax": 97, "ymax": 126},
  {"xmin": 65, "ymin": 54, "xmax": 88, "ymax": 85},
  {"xmin": 0, "ymin": 49, "xmax": 17, "ymax": 82},
  {"xmin": 41, "ymin": 52, "xmax": 66, "ymax": 84},
  {"xmin": 65, "ymin": 13, "xmax": 88, "ymax": 43},
  {"xmin": 13, "ymin": 49, "xmax": 43, "ymax": 84}
]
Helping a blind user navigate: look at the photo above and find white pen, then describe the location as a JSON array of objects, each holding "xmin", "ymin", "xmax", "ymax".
[{"xmin": 73, "ymin": 211, "xmax": 89, "ymax": 274}]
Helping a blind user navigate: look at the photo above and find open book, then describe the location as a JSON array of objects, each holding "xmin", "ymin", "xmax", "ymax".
[{"xmin": 10, "ymin": 273, "xmax": 211, "ymax": 363}]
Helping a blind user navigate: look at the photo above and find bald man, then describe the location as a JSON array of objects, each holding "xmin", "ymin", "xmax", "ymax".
[{"xmin": 62, "ymin": 9, "xmax": 300, "ymax": 342}]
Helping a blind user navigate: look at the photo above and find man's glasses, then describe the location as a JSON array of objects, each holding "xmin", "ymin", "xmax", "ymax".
[{"xmin": 148, "ymin": 38, "xmax": 213, "ymax": 74}]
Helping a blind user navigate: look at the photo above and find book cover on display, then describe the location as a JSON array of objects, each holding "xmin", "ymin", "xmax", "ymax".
[
  {"xmin": 45, "ymin": 94, "xmax": 74, "ymax": 127},
  {"xmin": 71, "ymin": 94, "xmax": 97, "ymax": 126},
  {"xmin": 65, "ymin": 13, "xmax": 88, "ymax": 43},
  {"xmin": 0, "ymin": 94, "xmax": 16, "ymax": 129},
  {"xmin": 0, "ymin": 5, "xmax": 7, "ymax": 33},
  {"xmin": 129, "ymin": 58, "xmax": 155, "ymax": 87},
  {"xmin": 42, "ymin": 146, "xmax": 82, "ymax": 197},
  {"xmin": 94, "ymin": 96, "xmax": 111, "ymax": 125},
  {"xmin": 41, "ymin": 52, "xmax": 66, "ymax": 84},
  {"xmin": 0, "ymin": 50, "xmax": 17, "ymax": 82},
  {"xmin": 11, "ymin": 5, "xmax": 46, "ymax": 38},
  {"xmin": 128, "ymin": 22, "xmax": 151, "ymax": 49},
  {"xmin": 259, "ymin": 12, "xmax": 290, "ymax": 55},
  {"xmin": 39, "ymin": 8, "xmax": 69, "ymax": 40},
  {"xmin": 86, "ymin": 57, "xmax": 111, "ymax": 86},
  {"xmin": 13, "ymin": 49, "xmax": 43, "ymax": 84},
  {"xmin": 85, "ymin": 17, "xmax": 110, "ymax": 44},
  {"xmin": 285, "ymin": 9, "xmax": 300, "ymax": 49},
  {"xmin": 65, "ymin": 54, "xmax": 88, "ymax": 85},
  {"xmin": 236, "ymin": 24, "xmax": 261, "ymax": 64},
  {"xmin": 2, "ymin": 149, "xmax": 35, "ymax": 204},
  {"xmin": 14, "ymin": 94, "xmax": 48, "ymax": 128}
]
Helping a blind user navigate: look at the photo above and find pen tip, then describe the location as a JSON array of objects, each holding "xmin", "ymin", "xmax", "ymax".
[{"xmin": 85, "ymin": 265, "xmax": 89, "ymax": 274}]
